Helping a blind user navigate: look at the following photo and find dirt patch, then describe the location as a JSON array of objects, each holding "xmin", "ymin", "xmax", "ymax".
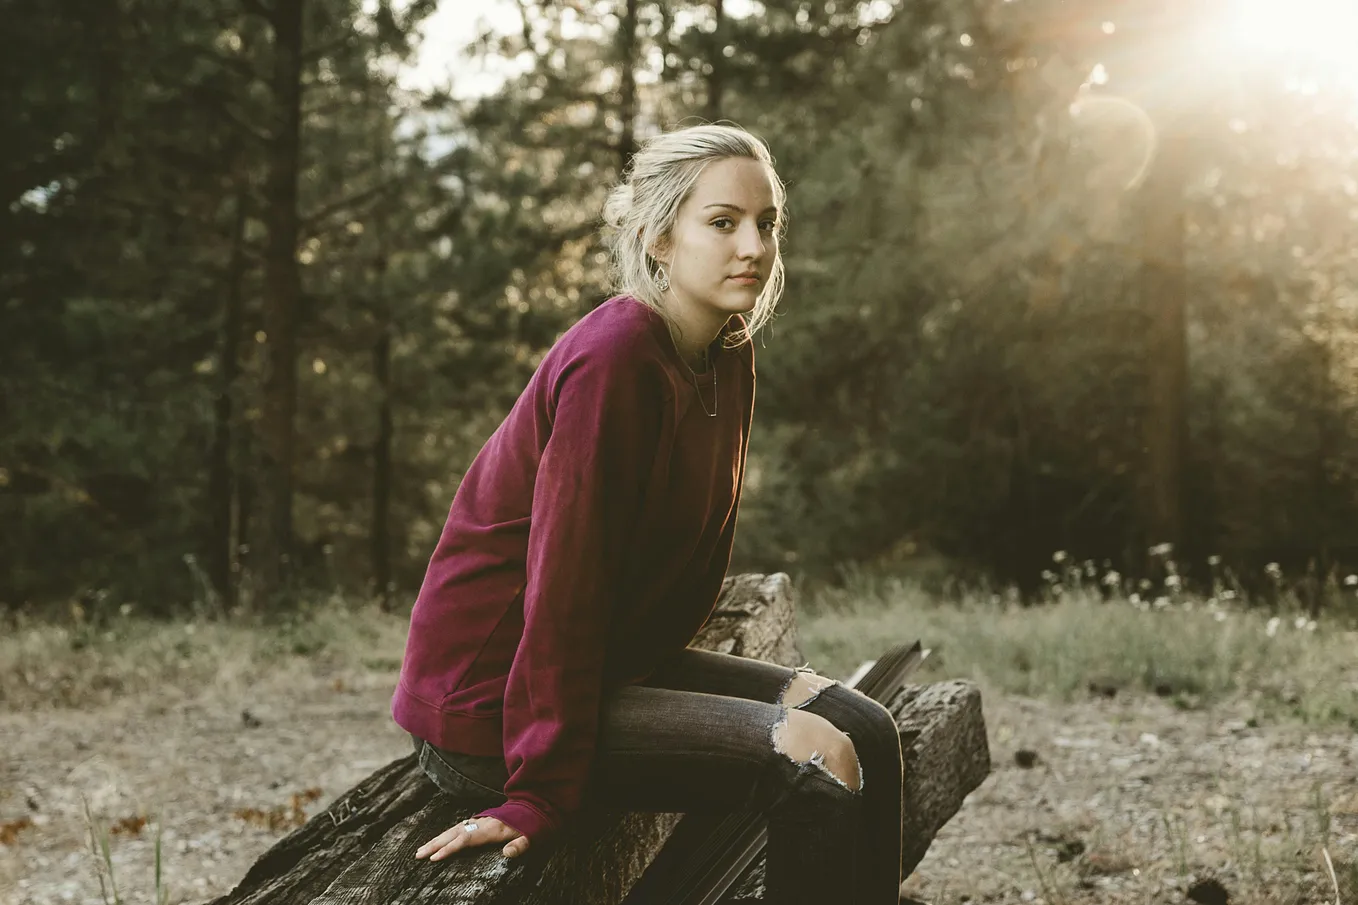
[{"xmin": 2, "ymin": 668, "xmax": 1355, "ymax": 905}]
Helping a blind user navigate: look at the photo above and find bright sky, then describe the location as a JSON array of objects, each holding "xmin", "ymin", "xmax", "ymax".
[
  {"xmin": 390, "ymin": 0, "xmax": 1358, "ymax": 104},
  {"xmin": 399, "ymin": 2, "xmax": 526, "ymax": 98},
  {"xmin": 394, "ymin": 0, "xmax": 773, "ymax": 98}
]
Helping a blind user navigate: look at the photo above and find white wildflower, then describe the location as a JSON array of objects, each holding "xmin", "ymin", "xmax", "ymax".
[
  {"xmin": 1346, "ymin": 574, "xmax": 1358, "ymax": 588},
  {"xmin": 1294, "ymin": 616, "xmax": 1308, "ymax": 629},
  {"xmin": 1266, "ymin": 616, "xmax": 1281, "ymax": 637},
  {"xmin": 1052, "ymin": 550, "xmax": 1068, "ymax": 564},
  {"xmin": 1164, "ymin": 574, "xmax": 1182, "ymax": 590},
  {"xmin": 1149, "ymin": 543, "xmax": 1173, "ymax": 557},
  {"xmin": 1207, "ymin": 555, "xmax": 1222, "ymax": 566}
]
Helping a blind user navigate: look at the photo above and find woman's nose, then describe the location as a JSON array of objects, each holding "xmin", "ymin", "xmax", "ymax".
[{"xmin": 738, "ymin": 223, "xmax": 766, "ymax": 258}]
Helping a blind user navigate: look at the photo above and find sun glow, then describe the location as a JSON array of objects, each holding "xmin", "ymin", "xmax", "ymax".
[{"xmin": 1229, "ymin": 0, "xmax": 1358, "ymax": 81}]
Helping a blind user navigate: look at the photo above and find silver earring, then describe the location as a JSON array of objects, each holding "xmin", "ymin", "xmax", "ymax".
[{"xmin": 655, "ymin": 265, "xmax": 670, "ymax": 292}]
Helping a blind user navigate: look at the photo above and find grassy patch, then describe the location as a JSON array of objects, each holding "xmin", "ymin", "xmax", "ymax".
[
  {"xmin": 0, "ymin": 594, "xmax": 410, "ymax": 712},
  {"xmin": 5, "ymin": 570, "xmax": 1356, "ymax": 730},
  {"xmin": 798, "ymin": 574, "xmax": 1358, "ymax": 728}
]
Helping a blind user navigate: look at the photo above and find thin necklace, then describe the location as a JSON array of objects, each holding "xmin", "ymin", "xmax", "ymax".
[
  {"xmin": 671, "ymin": 327, "xmax": 717, "ymax": 417},
  {"xmin": 689, "ymin": 352, "xmax": 717, "ymax": 418}
]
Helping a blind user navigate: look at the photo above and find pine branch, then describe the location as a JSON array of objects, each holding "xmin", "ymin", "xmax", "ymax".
[{"xmin": 300, "ymin": 176, "xmax": 409, "ymax": 239}]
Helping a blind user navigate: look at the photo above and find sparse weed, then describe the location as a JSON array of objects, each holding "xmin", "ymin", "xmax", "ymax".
[{"xmin": 81, "ymin": 798, "xmax": 170, "ymax": 905}]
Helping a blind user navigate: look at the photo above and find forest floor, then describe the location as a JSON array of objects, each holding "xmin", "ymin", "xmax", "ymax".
[{"xmin": 1, "ymin": 588, "xmax": 1356, "ymax": 905}]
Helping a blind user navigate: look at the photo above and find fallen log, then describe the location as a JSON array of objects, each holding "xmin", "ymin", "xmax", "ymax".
[{"xmin": 210, "ymin": 573, "xmax": 990, "ymax": 905}]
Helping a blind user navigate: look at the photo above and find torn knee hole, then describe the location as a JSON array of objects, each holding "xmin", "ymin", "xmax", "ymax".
[
  {"xmin": 771, "ymin": 710, "xmax": 863, "ymax": 793},
  {"xmin": 778, "ymin": 665, "xmax": 838, "ymax": 709}
]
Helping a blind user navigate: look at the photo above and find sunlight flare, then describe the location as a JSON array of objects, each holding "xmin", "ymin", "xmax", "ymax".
[{"xmin": 1228, "ymin": 0, "xmax": 1358, "ymax": 79}]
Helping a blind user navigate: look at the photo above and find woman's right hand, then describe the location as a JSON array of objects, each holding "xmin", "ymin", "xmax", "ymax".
[{"xmin": 415, "ymin": 814, "xmax": 530, "ymax": 861}]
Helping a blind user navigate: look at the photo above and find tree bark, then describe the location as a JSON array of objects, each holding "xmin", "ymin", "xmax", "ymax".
[
  {"xmin": 208, "ymin": 186, "xmax": 249, "ymax": 605},
  {"xmin": 371, "ymin": 287, "xmax": 393, "ymax": 609},
  {"xmin": 256, "ymin": 0, "xmax": 307, "ymax": 601},
  {"xmin": 706, "ymin": 0, "xmax": 725, "ymax": 122},
  {"xmin": 617, "ymin": 0, "xmax": 639, "ymax": 174},
  {"xmin": 1138, "ymin": 126, "xmax": 1188, "ymax": 553}
]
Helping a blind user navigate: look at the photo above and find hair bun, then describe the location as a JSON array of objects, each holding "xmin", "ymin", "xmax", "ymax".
[{"xmin": 603, "ymin": 183, "xmax": 634, "ymax": 229}]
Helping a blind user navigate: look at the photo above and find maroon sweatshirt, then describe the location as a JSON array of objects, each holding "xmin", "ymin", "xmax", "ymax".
[{"xmin": 391, "ymin": 295, "xmax": 754, "ymax": 851}]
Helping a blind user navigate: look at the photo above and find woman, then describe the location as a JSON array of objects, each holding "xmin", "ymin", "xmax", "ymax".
[{"xmin": 392, "ymin": 123, "xmax": 905, "ymax": 903}]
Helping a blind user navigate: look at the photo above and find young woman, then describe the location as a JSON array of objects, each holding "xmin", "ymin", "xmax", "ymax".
[{"xmin": 392, "ymin": 123, "xmax": 905, "ymax": 903}]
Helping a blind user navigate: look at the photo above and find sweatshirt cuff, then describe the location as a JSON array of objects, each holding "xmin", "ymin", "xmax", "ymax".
[{"xmin": 475, "ymin": 799, "xmax": 558, "ymax": 850}]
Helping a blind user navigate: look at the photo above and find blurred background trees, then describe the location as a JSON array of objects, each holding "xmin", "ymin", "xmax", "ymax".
[{"xmin": 9, "ymin": 0, "xmax": 1358, "ymax": 614}]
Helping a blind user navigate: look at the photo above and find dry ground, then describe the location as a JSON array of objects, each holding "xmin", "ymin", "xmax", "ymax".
[{"xmin": 2, "ymin": 646, "xmax": 1354, "ymax": 905}]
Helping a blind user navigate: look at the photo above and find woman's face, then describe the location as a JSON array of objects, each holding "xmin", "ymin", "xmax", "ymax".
[{"xmin": 655, "ymin": 157, "xmax": 780, "ymax": 333}]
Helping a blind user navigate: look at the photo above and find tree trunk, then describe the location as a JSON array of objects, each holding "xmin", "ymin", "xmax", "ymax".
[
  {"xmin": 208, "ymin": 186, "xmax": 249, "ymax": 605},
  {"xmin": 1139, "ymin": 128, "xmax": 1188, "ymax": 553},
  {"xmin": 371, "ymin": 289, "xmax": 393, "ymax": 609},
  {"xmin": 706, "ymin": 0, "xmax": 725, "ymax": 122},
  {"xmin": 618, "ymin": 0, "xmax": 639, "ymax": 174},
  {"xmin": 256, "ymin": 0, "xmax": 307, "ymax": 601}
]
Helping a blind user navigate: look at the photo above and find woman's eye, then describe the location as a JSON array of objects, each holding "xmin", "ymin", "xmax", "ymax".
[
  {"xmin": 712, "ymin": 218, "xmax": 733, "ymax": 229},
  {"xmin": 760, "ymin": 220, "xmax": 777, "ymax": 232}
]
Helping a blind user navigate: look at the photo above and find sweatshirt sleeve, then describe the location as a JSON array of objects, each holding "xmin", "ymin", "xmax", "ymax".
[{"xmin": 471, "ymin": 346, "xmax": 667, "ymax": 850}]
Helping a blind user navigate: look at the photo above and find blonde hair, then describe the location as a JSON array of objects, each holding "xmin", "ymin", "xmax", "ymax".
[{"xmin": 601, "ymin": 123, "xmax": 787, "ymax": 349}]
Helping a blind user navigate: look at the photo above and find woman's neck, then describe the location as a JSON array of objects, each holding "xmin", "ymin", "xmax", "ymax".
[
  {"xmin": 661, "ymin": 305, "xmax": 727, "ymax": 373},
  {"xmin": 667, "ymin": 323, "xmax": 716, "ymax": 374}
]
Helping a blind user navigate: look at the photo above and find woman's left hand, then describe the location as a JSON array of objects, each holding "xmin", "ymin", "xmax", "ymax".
[{"xmin": 415, "ymin": 815, "xmax": 530, "ymax": 861}]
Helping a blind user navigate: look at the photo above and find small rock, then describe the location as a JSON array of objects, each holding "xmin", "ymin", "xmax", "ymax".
[
  {"xmin": 1014, "ymin": 749, "xmax": 1040, "ymax": 769},
  {"xmin": 1087, "ymin": 678, "xmax": 1119, "ymax": 698},
  {"xmin": 1186, "ymin": 877, "xmax": 1230, "ymax": 905},
  {"xmin": 242, "ymin": 709, "xmax": 263, "ymax": 728},
  {"xmin": 1055, "ymin": 838, "xmax": 1086, "ymax": 862}
]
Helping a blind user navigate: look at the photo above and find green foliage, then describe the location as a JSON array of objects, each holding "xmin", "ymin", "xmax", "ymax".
[{"xmin": 10, "ymin": 0, "xmax": 1358, "ymax": 609}]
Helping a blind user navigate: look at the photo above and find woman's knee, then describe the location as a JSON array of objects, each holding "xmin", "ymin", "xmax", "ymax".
[
  {"xmin": 770, "ymin": 707, "xmax": 863, "ymax": 793},
  {"xmin": 799, "ymin": 681, "xmax": 902, "ymax": 761}
]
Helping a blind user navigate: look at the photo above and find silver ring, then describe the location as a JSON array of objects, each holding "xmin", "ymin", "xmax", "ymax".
[{"xmin": 462, "ymin": 821, "xmax": 478, "ymax": 833}]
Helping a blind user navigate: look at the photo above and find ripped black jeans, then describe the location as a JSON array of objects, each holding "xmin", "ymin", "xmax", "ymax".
[{"xmin": 410, "ymin": 646, "xmax": 904, "ymax": 905}]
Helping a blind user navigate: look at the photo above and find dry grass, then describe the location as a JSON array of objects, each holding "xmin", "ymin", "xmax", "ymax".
[
  {"xmin": 0, "ymin": 593, "xmax": 410, "ymax": 713},
  {"xmin": 1, "ymin": 569, "xmax": 1356, "ymax": 904},
  {"xmin": 799, "ymin": 571, "xmax": 1358, "ymax": 729},
  {"xmin": 796, "ymin": 567, "xmax": 1358, "ymax": 905}
]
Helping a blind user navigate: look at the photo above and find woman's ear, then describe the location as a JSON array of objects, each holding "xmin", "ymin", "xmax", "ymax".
[{"xmin": 647, "ymin": 234, "xmax": 672, "ymax": 268}]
